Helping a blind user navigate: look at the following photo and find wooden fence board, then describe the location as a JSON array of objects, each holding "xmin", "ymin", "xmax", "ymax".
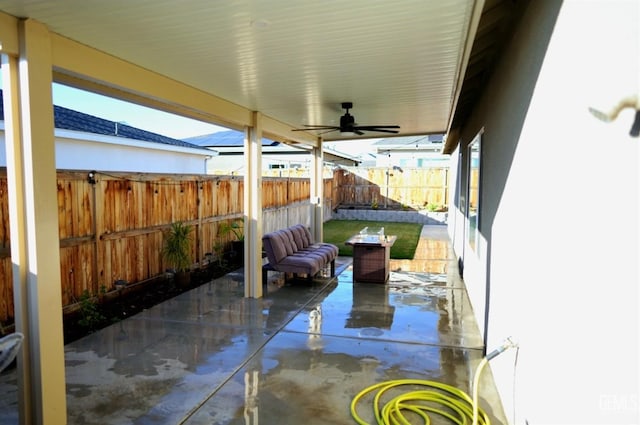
[
  {"xmin": 334, "ymin": 167, "xmax": 448, "ymax": 209},
  {"xmin": 0, "ymin": 257, "xmax": 12, "ymax": 323},
  {"xmin": 0, "ymin": 180, "xmax": 8, "ymax": 248}
]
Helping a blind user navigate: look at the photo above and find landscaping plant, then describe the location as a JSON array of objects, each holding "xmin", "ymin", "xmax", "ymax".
[{"xmin": 162, "ymin": 221, "xmax": 193, "ymax": 272}]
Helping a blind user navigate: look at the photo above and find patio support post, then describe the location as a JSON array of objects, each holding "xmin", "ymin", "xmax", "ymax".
[
  {"xmin": 244, "ymin": 112, "xmax": 263, "ymax": 298},
  {"xmin": 2, "ymin": 19, "xmax": 67, "ymax": 423},
  {"xmin": 310, "ymin": 139, "xmax": 324, "ymax": 242}
]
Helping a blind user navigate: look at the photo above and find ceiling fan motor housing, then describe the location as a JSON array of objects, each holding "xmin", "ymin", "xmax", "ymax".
[{"xmin": 340, "ymin": 112, "xmax": 355, "ymax": 130}]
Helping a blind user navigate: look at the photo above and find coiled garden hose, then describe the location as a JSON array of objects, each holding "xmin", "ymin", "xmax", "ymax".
[{"xmin": 350, "ymin": 338, "xmax": 516, "ymax": 425}]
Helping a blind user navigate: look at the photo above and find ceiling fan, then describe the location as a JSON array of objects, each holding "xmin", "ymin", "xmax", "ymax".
[{"xmin": 292, "ymin": 102, "xmax": 400, "ymax": 136}]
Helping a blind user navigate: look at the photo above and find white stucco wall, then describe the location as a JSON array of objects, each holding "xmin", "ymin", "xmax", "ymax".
[
  {"xmin": 0, "ymin": 127, "xmax": 211, "ymax": 174},
  {"xmin": 450, "ymin": 1, "xmax": 638, "ymax": 424}
]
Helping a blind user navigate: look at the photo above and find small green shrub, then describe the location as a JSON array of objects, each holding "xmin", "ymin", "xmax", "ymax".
[
  {"xmin": 77, "ymin": 290, "xmax": 106, "ymax": 330},
  {"xmin": 426, "ymin": 203, "xmax": 448, "ymax": 212},
  {"xmin": 162, "ymin": 221, "xmax": 193, "ymax": 272},
  {"xmin": 219, "ymin": 219, "xmax": 244, "ymax": 241},
  {"xmin": 212, "ymin": 241, "xmax": 227, "ymax": 267}
]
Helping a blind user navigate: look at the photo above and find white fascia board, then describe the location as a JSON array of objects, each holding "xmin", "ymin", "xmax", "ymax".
[
  {"xmin": 213, "ymin": 145, "xmax": 300, "ymax": 154},
  {"xmin": 52, "ymin": 126, "xmax": 218, "ymax": 157},
  {"xmin": 215, "ymin": 144, "xmax": 359, "ymax": 163},
  {"xmin": 376, "ymin": 144, "xmax": 444, "ymax": 152}
]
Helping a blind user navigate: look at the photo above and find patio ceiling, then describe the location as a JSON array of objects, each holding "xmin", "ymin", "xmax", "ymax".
[{"xmin": 0, "ymin": 0, "xmax": 522, "ymax": 149}]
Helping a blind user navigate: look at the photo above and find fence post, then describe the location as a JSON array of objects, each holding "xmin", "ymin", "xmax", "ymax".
[
  {"xmin": 90, "ymin": 173, "xmax": 98, "ymax": 293},
  {"xmin": 443, "ymin": 168, "xmax": 449, "ymax": 206},
  {"xmin": 197, "ymin": 179, "xmax": 204, "ymax": 268}
]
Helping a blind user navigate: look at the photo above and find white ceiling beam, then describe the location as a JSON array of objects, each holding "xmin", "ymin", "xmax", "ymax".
[{"xmin": 262, "ymin": 115, "xmax": 318, "ymax": 148}]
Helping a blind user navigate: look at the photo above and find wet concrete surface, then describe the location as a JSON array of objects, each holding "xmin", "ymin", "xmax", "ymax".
[{"xmin": 0, "ymin": 225, "xmax": 507, "ymax": 424}]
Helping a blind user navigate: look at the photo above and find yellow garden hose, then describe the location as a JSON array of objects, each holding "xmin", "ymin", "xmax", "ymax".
[{"xmin": 350, "ymin": 339, "xmax": 516, "ymax": 425}]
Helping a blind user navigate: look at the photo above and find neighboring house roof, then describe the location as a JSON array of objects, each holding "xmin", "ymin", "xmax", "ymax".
[
  {"xmin": 186, "ymin": 130, "xmax": 360, "ymax": 166},
  {"xmin": 355, "ymin": 152, "xmax": 378, "ymax": 167},
  {"xmin": 0, "ymin": 90, "xmax": 208, "ymax": 151},
  {"xmin": 186, "ymin": 130, "xmax": 278, "ymax": 147},
  {"xmin": 373, "ymin": 135, "xmax": 444, "ymax": 152}
]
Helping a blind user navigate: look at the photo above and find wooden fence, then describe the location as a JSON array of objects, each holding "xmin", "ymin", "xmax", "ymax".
[
  {"xmin": 0, "ymin": 171, "xmax": 329, "ymax": 324},
  {"xmin": 0, "ymin": 167, "xmax": 447, "ymax": 325},
  {"xmin": 333, "ymin": 167, "xmax": 449, "ymax": 209}
]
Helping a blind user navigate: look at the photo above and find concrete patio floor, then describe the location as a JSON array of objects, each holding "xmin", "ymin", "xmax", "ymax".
[{"xmin": 0, "ymin": 225, "xmax": 507, "ymax": 424}]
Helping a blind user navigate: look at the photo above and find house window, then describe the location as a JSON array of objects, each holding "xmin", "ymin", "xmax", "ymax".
[{"xmin": 466, "ymin": 133, "xmax": 481, "ymax": 253}]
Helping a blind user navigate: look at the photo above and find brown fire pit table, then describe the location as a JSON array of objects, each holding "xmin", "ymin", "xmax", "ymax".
[{"xmin": 346, "ymin": 230, "xmax": 397, "ymax": 283}]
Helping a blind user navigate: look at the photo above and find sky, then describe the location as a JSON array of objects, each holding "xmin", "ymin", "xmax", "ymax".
[
  {"xmin": 0, "ymin": 78, "xmax": 226, "ymax": 139},
  {"xmin": 51, "ymin": 84, "xmax": 226, "ymax": 139}
]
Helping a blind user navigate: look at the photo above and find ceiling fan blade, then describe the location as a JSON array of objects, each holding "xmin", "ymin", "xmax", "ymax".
[
  {"xmin": 318, "ymin": 128, "xmax": 339, "ymax": 135},
  {"xmin": 355, "ymin": 125, "xmax": 401, "ymax": 130},
  {"xmin": 292, "ymin": 125, "xmax": 339, "ymax": 132},
  {"xmin": 357, "ymin": 128, "xmax": 400, "ymax": 134},
  {"xmin": 354, "ymin": 129, "xmax": 365, "ymax": 135}
]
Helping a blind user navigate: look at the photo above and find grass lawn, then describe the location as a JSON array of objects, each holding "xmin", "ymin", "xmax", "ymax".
[{"xmin": 323, "ymin": 219, "xmax": 422, "ymax": 259}]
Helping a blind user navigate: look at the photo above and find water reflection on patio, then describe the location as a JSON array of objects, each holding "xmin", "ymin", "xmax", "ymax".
[{"xmin": 0, "ymin": 226, "xmax": 506, "ymax": 425}]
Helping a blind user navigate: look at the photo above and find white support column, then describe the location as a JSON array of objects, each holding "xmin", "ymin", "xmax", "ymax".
[
  {"xmin": 1, "ymin": 51, "xmax": 33, "ymax": 425},
  {"xmin": 2, "ymin": 19, "xmax": 66, "ymax": 423},
  {"xmin": 310, "ymin": 138, "xmax": 324, "ymax": 242},
  {"xmin": 244, "ymin": 112, "xmax": 263, "ymax": 298}
]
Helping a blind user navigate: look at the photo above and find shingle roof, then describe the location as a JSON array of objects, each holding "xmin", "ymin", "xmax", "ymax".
[
  {"xmin": 185, "ymin": 130, "xmax": 279, "ymax": 147},
  {"xmin": 0, "ymin": 90, "xmax": 207, "ymax": 150}
]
